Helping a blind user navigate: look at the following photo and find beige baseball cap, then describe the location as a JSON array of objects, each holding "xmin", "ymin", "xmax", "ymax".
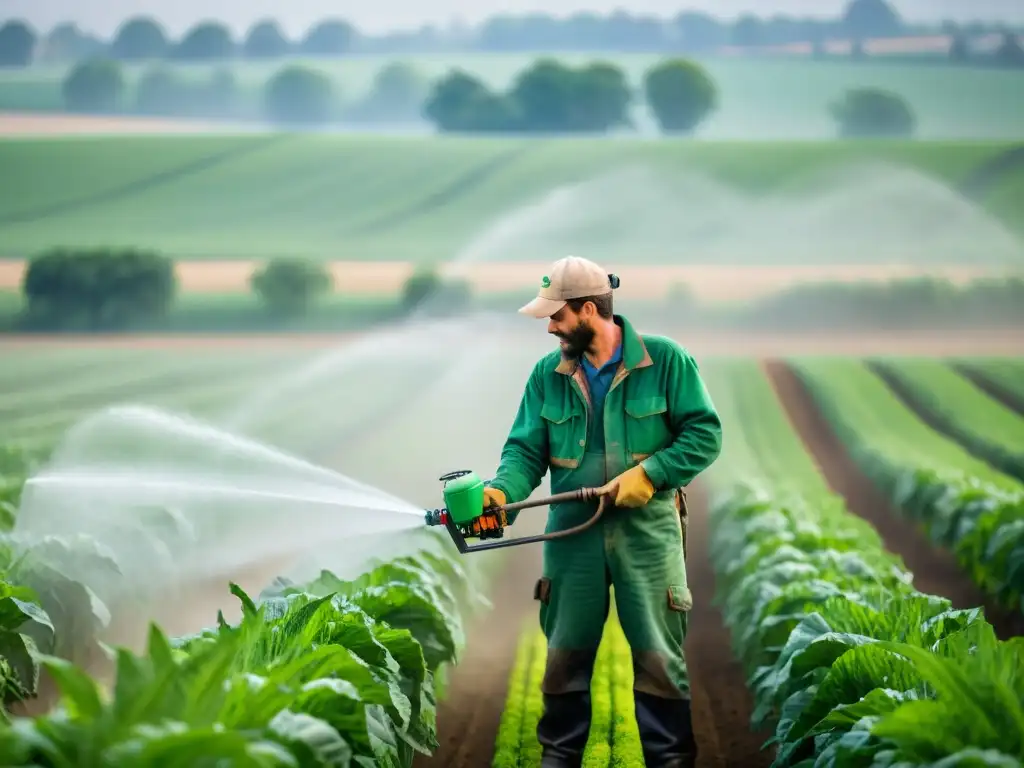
[{"xmin": 518, "ymin": 256, "xmax": 617, "ymax": 318}]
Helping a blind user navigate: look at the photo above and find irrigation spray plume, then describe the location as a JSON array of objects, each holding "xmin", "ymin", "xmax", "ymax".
[
  {"xmin": 451, "ymin": 160, "xmax": 1024, "ymax": 268},
  {"xmin": 13, "ymin": 404, "xmax": 434, "ymax": 601}
]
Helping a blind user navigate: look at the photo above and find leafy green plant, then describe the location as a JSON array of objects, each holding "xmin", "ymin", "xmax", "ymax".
[
  {"xmin": 492, "ymin": 606, "xmax": 642, "ymax": 767},
  {"xmin": 0, "ymin": 547, "xmax": 473, "ymax": 767},
  {"xmin": 698, "ymin": 360, "xmax": 1016, "ymax": 766},
  {"xmin": 787, "ymin": 357, "xmax": 1024, "ymax": 612}
]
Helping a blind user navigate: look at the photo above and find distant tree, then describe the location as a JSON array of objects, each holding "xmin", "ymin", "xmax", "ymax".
[
  {"xmin": 346, "ymin": 61, "xmax": 429, "ymax": 123},
  {"xmin": 264, "ymin": 65, "xmax": 337, "ymax": 125},
  {"xmin": 62, "ymin": 58, "xmax": 124, "ymax": 112},
  {"xmin": 948, "ymin": 29, "xmax": 970, "ymax": 64},
  {"xmin": 830, "ymin": 87, "xmax": 915, "ymax": 138},
  {"xmin": 507, "ymin": 58, "xmax": 631, "ymax": 133},
  {"xmin": 423, "ymin": 69, "xmax": 518, "ymax": 132},
  {"xmin": 134, "ymin": 66, "xmax": 190, "ymax": 115},
  {"xmin": 570, "ymin": 62, "xmax": 634, "ymax": 131},
  {"xmin": 171, "ymin": 21, "xmax": 234, "ymax": 61},
  {"xmin": 642, "ymin": 58, "xmax": 717, "ymax": 135},
  {"xmin": 841, "ymin": 0, "xmax": 903, "ymax": 40},
  {"xmin": 250, "ymin": 257, "xmax": 333, "ymax": 318},
  {"xmin": 400, "ymin": 268, "xmax": 472, "ymax": 315},
  {"xmin": 21, "ymin": 247, "xmax": 176, "ymax": 331},
  {"xmin": 301, "ymin": 19, "xmax": 356, "ymax": 55},
  {"xmin": 0, "ymin": 20, "xmax": 36, "ymax": 67},
  {"xmin": 731, "ymin": 15, "xmax": 764, "ymax": 47},
  {"xmin": 674, "ymin": 12, "xmax": 728, "ymax": 53},
  {"xmin": 244, "ymin": 20, "xmax": 290, "ymax": 58},
  {"xmin": 109, "ymin": 17, "xmax": 168, "ymax": 60},
  {"xmin": 133, "ymin": 65, "xmax": 237, "ymax": 118},
  {"xmin": 993, "ymin": 31, "xmax": 1024, "ymax": 69},
  {"xmin": 41, "ymin": 23, "xmax": 105, "ymax": 63}
]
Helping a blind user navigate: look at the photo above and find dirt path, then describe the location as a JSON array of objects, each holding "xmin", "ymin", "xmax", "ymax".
[
  {"xmin": 685, "ymin": 480, "xmax": 776, "ymax": 768},
  {"xmin": 950, "ymin": 363, "xmax": 1024, "ymax": 417},
  {"xmin": 415, "ymin": 544, "xmax": 543, "ymax": 768},
  {"xmin": 763, "ymin": 359, "xmax": 1024, "ymax": 639}
]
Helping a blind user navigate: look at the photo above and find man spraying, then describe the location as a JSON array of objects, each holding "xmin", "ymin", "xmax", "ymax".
[{"xmin": 482, "ymin": 256, "xmax": 723, "ymax": 768}]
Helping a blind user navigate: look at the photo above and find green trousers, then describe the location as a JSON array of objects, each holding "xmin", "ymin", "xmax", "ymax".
[{"xmin": 533, "ymin": 451, "xmax": 693, "ymax": 700}]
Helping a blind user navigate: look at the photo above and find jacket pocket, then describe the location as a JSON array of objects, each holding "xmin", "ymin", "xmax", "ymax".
[
  {"xmin": 542, "ymin": 401, "xmax": 583, "ymax": 469},
  {"xmin": 667, "ymin": 584, "xmax": 693, "ymax": 612},
  {"xmin": 625, "ymin": 395, "xmax": 670, "ymax": 458}
]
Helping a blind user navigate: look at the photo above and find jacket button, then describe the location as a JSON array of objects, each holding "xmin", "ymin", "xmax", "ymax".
[{"xmin": 579, "ymin": 439, "xmax": 585, "ymax": 446}]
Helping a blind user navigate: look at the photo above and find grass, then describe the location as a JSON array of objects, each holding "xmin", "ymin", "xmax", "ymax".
[
  {"xmin": 0, "ymin": 134, "xmax": 1022, "ymax": 264},
  {"xmin": 5, "ymin": 53, "xmax": 1024, "ymax": 140}
]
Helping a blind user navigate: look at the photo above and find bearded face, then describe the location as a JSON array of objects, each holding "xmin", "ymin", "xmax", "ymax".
[{"xmin": 549, "ymin": 308, "xmax": 596, "ymax": 361}]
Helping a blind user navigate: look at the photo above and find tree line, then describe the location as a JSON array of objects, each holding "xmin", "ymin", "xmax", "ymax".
[
  {"xmin": 57, "ymin": 53, "xmax": 923, "ymax": 139},
  {"xmin": 1, "ymin": 0, "xmax": 1023, "ymax": 67},
  {"xmin": 8, "ymin": 247, "xmax": 1024, "ymax": 334},
  {"xmin": 14, "ymin": 249, "xmax": 469, "ymax": 332}
]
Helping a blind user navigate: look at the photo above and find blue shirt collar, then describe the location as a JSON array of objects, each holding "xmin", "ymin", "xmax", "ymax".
[{"xmin": 581, "ymin": 343, "xmax": 622, "ymax": 375}]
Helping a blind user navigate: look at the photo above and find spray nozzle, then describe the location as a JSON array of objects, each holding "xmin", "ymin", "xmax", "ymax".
[{"xmin": 424, "ymin": 508, "xmax": 448, "ymax": 526}]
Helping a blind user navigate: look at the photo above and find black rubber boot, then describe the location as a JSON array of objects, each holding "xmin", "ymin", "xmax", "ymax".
[
  {"xmin": 537, "ymin": 691, "xmax": 592, "ymax": 768},
  {"xmin": 635, "ymin": 692, "xmax": 698, "ymax": 768}
]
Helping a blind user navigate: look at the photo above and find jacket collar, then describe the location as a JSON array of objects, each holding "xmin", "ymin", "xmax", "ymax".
[{"xmin": 555, "ymin": 314, "xmax": 653, "ymax": 375}]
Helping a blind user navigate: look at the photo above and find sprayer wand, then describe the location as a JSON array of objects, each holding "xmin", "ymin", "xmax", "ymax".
[{"xmin": 424, "ymin": 470, "xmax": 609, "ymax": 554}]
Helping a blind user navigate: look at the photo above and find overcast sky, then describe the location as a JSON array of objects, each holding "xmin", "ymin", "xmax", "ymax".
[{"xmin": 3, "ymin": 0, "xmax": 1023, "ymax": 36}]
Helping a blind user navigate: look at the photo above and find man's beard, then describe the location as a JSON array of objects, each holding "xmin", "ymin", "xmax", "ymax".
[{"xmin": 553, "ymin": 320, "xmax": 595, "ymax": 361}]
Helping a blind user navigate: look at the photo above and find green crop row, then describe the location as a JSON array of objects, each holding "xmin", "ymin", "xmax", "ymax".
[
  {"xmin": 492, "ymin": 609, "xmax": 641, "ymax": 767},
  {"xmin": 699, "ymin": 359, "xmax": 1024, "ymax": 767},
  {"xmin": 0, "ymin": 442, "xmax": 480, "ymax": 766},
  {"xmin": 870, "ymin": 357, "xmax": 1024, "ymax": 483},
  {"xmin": 952, "ymin": 357, "xmax": 1024, "ymax": 412},
  {"xmin": 786, "ymin": 357, "xmax": 1024, "ymax": 612}
]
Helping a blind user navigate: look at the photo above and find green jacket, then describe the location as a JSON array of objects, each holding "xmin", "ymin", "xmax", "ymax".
[{"xmin": 487, "ymin": 314, "xmax": 722, "ymax": 520}]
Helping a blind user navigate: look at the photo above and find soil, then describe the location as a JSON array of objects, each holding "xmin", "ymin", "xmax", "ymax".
[
  {"xmin": 414, "ymin": 544, "xmax": 543, "ymax": 768},
  {"xmin": 684, "ymin": 480, "xmax": 776, "ymax": 768},
  {"xmin": 762, "ymin": 359, "xmax": 1024, "ymax": 639},
  {"xmin": 0, "ymin": 112, "xmax": 238, "ymax": 136}
]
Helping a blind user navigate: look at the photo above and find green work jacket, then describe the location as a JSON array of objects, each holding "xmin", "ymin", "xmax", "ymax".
[{"xmin": 487, "ymin": 314, "xmax": 722, "ymax": 528}]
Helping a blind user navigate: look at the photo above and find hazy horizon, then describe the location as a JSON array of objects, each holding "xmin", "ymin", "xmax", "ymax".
[{"xmin": 2, "ymin": 0, "xmax": 1023, "ymax": 37}]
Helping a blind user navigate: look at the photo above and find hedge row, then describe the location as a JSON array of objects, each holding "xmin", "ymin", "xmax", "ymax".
[{"xmin": 13, "ymin": 248, "xmax": 472, "ymax": 331}]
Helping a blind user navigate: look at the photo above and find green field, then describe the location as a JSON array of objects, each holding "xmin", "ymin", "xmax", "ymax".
[
  {"xmin": 2, "ymin": 334, "xmax": 1023, "ymax": 765},
  {"xmin": 1, "ymin": 134, "xmax": 1023, "ymax": 265},
  {"xmin": 5, "ymin": 53, "xmax": 1024, "ymax": 140}
]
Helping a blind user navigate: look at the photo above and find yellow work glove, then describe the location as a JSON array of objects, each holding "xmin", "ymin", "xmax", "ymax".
[
  {"xmin": 483, "ymin": 487, "xmax": 506, "ymax": 510},
  {"xmin": 602, "ymin": 465, "xmax": 655, "ymax": 508}
]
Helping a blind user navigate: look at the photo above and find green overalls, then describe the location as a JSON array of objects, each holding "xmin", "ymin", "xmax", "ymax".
[{"xmin": 487, "ymin": 314, "xmax": 722, "ymax": 766}]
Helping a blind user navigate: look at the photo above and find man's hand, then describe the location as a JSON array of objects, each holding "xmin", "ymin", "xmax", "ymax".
[
  {"xmin": 600, "ymin": 465, "xmax": 655, "ymax": 508},
  {"xmin": 483, "ymin": 487, "xmax": 506, "ymax": 510}
]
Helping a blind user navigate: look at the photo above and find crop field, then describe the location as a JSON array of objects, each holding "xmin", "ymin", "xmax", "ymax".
[
  {"xmin": 5, "ymin": 53, "xmax": 1024, "ymax": 139},
  {"xmin": 0, "ymin": 132, "xmax": 1023, "ymax": 310},
  {"xmin": 0, "ymin": 323, "xmax": 1023, "ymax": 766}
]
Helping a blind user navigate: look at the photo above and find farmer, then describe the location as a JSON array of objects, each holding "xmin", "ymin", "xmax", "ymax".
[{"xmin": 482, "ymin": 255, "xmax": 722, "ymax": 768}]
